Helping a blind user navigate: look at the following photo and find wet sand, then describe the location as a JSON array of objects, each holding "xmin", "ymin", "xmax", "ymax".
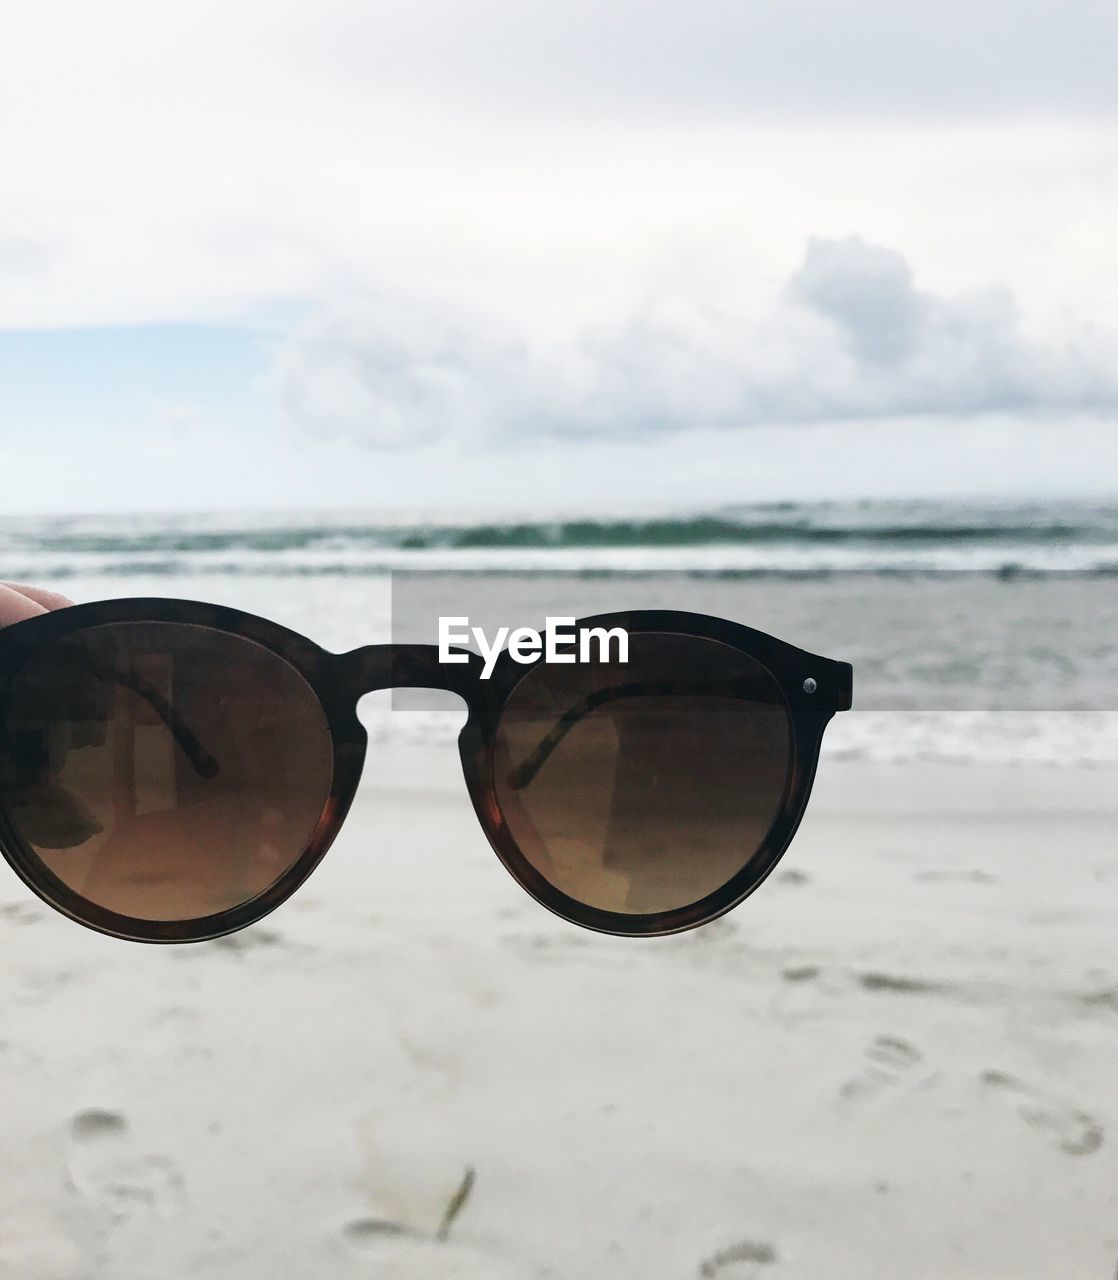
[{"xmin": 1, "ymin": 753, "xmax": 1117, "ymax": 1279}]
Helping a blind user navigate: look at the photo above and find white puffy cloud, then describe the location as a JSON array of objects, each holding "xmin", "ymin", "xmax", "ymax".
[
  {"xmin": 2, "ymin": 2, "xmax": 1117, "ymax": 332},
  {"xmin": 272, "ymin": 305, "xmax": 506, "ymax": 449},
  {"xmin": 271, "ymin": 236, "xmax": 1118, "ymax": 446}
]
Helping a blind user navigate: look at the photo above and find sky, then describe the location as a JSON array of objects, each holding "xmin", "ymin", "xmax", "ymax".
[{"xmin": 1, "ymin": 0, "xmax": 1117, "ymax": 514}]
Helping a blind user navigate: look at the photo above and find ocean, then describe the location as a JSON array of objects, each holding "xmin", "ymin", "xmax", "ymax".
[
  {"xmin": 2, "ymin": 497, "xmax": 1117, "ymax": 578},
  {"xmin": 2, "ymin": 497, "xmax": 1116, "ymax": 766}
]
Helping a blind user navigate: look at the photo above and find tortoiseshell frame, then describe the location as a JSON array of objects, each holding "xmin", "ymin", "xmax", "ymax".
[{"xmin": 0, "ymin": 599, "xmax": 852, "ymax": 944}]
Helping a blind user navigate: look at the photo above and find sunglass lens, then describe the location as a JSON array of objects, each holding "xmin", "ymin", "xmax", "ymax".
[
  {"xmin": 0, "ymin": 622, "xmax": 334, "ymax": 923},
  {"xmin": 493, "ymin": 632, "xmax": 793, "ymax": 916}
]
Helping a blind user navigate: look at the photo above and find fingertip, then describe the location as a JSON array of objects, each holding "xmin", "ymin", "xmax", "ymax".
[
  {"xmin": 0, "ymin": 583, "xmax": 49, "ymax": 628},
  {"xmin": 5, "ymin": 583, "xmax": 75, "ymax": 612}
]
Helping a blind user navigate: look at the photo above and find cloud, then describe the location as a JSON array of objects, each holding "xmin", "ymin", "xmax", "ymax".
[
  {"xmin": 775, "ymin": 236, "xmax": 1118, "ymax": 419},
  {"xmin": 272, "ymin": 304, "xmax": 516, "ymax": 449},
  {"xmin": 271, "ymin": 236, "xmax": 1118, "ymax": 447},
  {"xmin": 3, "ymin": 5, "xmax": 1116, "ymax": 331},
  {"xmin": 2, "ymin": 4, "xmax": 1115, "ymax": 509}
]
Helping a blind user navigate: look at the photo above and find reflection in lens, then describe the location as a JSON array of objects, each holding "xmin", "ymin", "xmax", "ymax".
[
  {"xmin": 0, "ymin": 623, "xmax": 333, "ymax": 922},
  {"xmin": 493, "ymin": 633, "xmax": 793, "ymax": 915}
]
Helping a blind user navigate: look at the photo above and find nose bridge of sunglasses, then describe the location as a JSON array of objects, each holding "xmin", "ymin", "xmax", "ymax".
[{"xmin": 336, "ymin": 643, "xmax": 485, "ymax": 703}]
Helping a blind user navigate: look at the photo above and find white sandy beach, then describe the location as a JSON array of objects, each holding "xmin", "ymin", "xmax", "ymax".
[{"xmin": 2, "ymin": 749, "xmax": 1116, "ymax": 1280}]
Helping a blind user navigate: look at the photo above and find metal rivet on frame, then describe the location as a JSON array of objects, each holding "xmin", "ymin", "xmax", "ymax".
[{"xmin": 802, "ymin": 677, "xmax": 818, "ymax": 694}]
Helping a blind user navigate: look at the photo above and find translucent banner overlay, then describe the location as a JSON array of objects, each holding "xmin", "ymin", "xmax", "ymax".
[{"xmin": 388, "ymin": 569, "xmax": 1118, "ymax": 713}]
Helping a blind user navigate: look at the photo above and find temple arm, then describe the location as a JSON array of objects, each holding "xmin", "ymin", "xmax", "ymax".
[
  {"xmin": 82, "ymin": 656, "xmax": 220, "ymax": 779},
  {"xmin": 507, "ymin": 677, "xmax": 777, "ymax": 789}
]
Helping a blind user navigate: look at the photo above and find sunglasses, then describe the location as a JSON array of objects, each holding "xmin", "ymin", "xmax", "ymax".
[{"xmin": 0, "ymin": 598, "xmax": 852, "ymax": 942}]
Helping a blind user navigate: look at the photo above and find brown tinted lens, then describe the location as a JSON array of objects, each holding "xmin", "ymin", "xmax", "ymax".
[
  {"xmin": 0, "ymin": 622, "xmax": 333, "ymax": 922},
  {"xmin": 493, "ymin": 632, "xmax": 792, "ymax": 915}
]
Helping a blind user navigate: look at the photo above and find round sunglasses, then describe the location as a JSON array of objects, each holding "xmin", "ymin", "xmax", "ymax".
[{"xmin": 0, "ymin": 599, "xmax": 852, "ymax": 943}]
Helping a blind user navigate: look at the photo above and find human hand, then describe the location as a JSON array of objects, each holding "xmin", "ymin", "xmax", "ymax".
[{"xmin": 0, "ymin": 583, "xmax": 74, "ymax": 628}]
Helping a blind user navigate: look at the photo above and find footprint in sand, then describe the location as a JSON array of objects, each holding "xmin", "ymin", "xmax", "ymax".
[
  {"xmin": 208, "ymin": 925, "xmax": 287, "ymax": 954},
  {"xmin": 781, "ymin": 964, "xmax": 821, "ymax": 984},
  {"xmin": 64, "ymin": 1109, "xmax": 186, "ymax": 1236},
  {"xmin": 980, "ymin": 1070, "xmax": 1104, "ymax": 1156},
  {"xmin": 698, "ymin": 1239, "xmax": 777, "ymax": 1277},
  {"xmin": 858, "ymin": 971, "xmax": 949, "ymax": 996},
  {"xmin": 841, "ymin": 1035, "xmax": 923, "ymax": 1102},
  {"xmin": 0, "ymin": 900, "xmax": 46, "ymax": 926},
  {"xmin": 341, "ymin": 1216, "xmax": 412, "ymax": 1248}
]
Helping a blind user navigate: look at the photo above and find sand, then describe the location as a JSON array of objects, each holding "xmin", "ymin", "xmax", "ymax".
[{"xmin": 2, "ymin": 749, "xmax": 1117, "ymax": 1279}]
